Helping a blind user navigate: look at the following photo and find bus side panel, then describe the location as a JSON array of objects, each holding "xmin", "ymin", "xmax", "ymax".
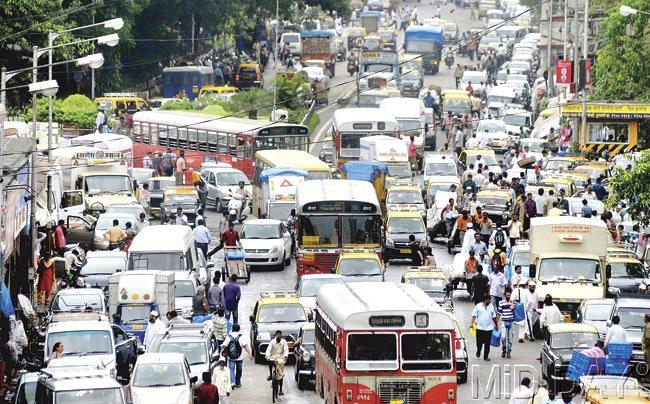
[
  {"xmin": 315, "ymin": 344, "xmax": 341, "ymax": 404},
  {"xmin": 422, "ymin": 381, "xmax": 457, "ymax": 404}
]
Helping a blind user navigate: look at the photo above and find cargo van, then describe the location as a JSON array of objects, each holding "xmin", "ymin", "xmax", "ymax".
[
  {"xmin": 127, "ymin": 225, "xmax": 213, "ymax": 285},
  {"xmin": 280, "ymin": 32, "xmax": 302, "ymax": 56}
]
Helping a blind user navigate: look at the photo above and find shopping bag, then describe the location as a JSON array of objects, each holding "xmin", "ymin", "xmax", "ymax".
[
  {"xmin": 469, "ymin": 324, "xmax": 477, "ymax": 338},
  {"xmin": 490, "ymin": 330, "xmax": 502, "ymax": 347},
  {"xmin": 513, "ymin": 302, "xmax": 526, "ymax": 322}
]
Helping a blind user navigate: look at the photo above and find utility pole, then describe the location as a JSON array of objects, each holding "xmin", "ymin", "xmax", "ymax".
[
  {"xmin": 91, "ymin": 0, "xmax": 96, "ymax": 99},
  {"xmin": 547, "ymin": 0, "xmax": 554, "ymax": 97},
  {"xmin": 580, "ymin": 0, "xmax": 589, "ymax": 148},
  {"xmin": 272, "ymin": 0, "xmax": 279, "ymax": 117},
  {"xmin": 30, "ymin": 46, "xmax": 38, "ymax": 281},
  {"xmin": 191, "ymin": 14, "xmax": 196, "ymax": 57},
  {"xmin": 563, "ymin": 0, "xmax": 568, "ymax": 60},
  {"xmin": 573, "ymin": 0, "xmax": 579, "ymax": 91}
]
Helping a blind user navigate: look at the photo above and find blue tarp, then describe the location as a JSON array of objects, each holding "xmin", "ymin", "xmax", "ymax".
[
  {"xmin": 260, "ymin": 167, "xmax": 309, "ymax": 182},
  {"xmin": 341, "ymin": 161, "xmax": 387, "ymax": 182},
  {"xmin": 359, "ymin": 11, "xmax": 383, "ymax": 17},
  {"xmin": 0, "ymin": 281, "xmax": 15, "ymax": 318},
  {"xmin": 404, "ymin": 26, "xmax": 444, "ymax": 45},
  {"xmin": 300, "ymin": 30, "xmax": 334, "ymax": 38}
]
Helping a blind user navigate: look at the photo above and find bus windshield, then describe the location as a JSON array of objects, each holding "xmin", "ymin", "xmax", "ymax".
[
  {"xmin": 341, "ymin": 216, "xmax": 382, "ymax": 245},
  {"xmin": 299, "ymin": 216, "xmax": 338, "ymax": 247},
  {"xmin": 401, "ymin": 333, "xmax": 452, "ymax": 371},
  {"xmin": 338, "ymin": 259, "xmax": 382, "ymax": 276},
  {"xmin": 539, "ymin": 258, "xmax": 601, "ymax": 283},
  {"xmin": 347, "ymin": 333, "xmax": 397, "ymax": 367},
  {"xmin": 340, "ymin": 133, "xmax": 362, "ymax": 157}
]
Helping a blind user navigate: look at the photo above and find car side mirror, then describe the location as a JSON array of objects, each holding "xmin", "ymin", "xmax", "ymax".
[
  {"xmin": 137, "ymin": 346, "xmax": 145, "ymax": 355},
  {"xmin": 249, "ymin": 315, "xmax": 255, "ymax": 323},
  {"xmin": 190, "ymin": 376, "xmax": 198, "ymax": 385},
  {"xmin": 113, "ymin": 314, "xmax": 121, "ymax": 324},
  {"xmin": 605, "ymin": 264, "xmax": 611, "ymax": 279},
  {"xmin": 308, "ymin": 312, "xmax": 314, "ymax": 322},
  {"xmin": 528, "ymin": 264, "xmax": 536, "ymax": 279}
]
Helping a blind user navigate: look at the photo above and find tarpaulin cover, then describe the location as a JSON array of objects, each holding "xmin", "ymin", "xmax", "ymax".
[{"xmin": 341, "ymin": 161, "xmax": 387, "ymax": 182}]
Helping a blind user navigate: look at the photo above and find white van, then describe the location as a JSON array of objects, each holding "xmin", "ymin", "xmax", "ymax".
[
  {"xmin": 379, "ymin": 97, "xmax": 427, "ymax": 150},
  {"xmin": 280, "ymin": 32, "xmax": 302, "ymax": 56},
  {"xmin": 460, "ymin": 70, "xmax": 488, "ymax": 91},
  {"xmin": 127, "ymin": 225, "xmax": 213, "ymax": 284}
]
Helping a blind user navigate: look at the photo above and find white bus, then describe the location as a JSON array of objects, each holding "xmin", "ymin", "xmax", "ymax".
[
  {"xmin": 315, "ymin": 282, "xmax": 457, "ymax": 404},
  {"xmin": 331, "ymin": 108, "xmax": 400, "ymax": 167}
]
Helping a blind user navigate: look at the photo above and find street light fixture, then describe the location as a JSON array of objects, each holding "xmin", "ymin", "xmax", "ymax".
[
  {"xmin": 103, "ymin": 18, "xmax": 125, "ymax": 30},
  {"xmin": 28, "ymin": 80, "xmax": 59, "ymax": 96},
  {"xmin": 96, "ymin": 33, "xmax": 120, "ymax": 47},
  {"xmin": 77, "ymin": 53, "xmax": 106, "ymax": 69},
  {"xmin": 619, "ymin": 5, "xmax": 650, "ymax": 16}
]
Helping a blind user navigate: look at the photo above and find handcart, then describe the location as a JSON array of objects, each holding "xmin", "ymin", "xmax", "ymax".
[{"xmin": 222, "ymin": 245, "xmax": 250, "ymax": 283}]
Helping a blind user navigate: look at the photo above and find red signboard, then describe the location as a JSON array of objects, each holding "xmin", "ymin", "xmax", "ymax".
[
  {"xmin": 556, "ymin": 60, "xmax": 573, "ymax": 85},
  {"xmin": 585, "ymin": 58, "xmax": 592, "ymax": 86}
]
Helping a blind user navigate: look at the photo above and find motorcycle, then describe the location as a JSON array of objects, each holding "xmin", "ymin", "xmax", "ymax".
[
  {"xmin": 227, "ymin": 193, "xmax": 251, "ymax": 223},
  {"xmin": 347, "ymin": 59, "xmax": 358, "ymax": 76},
  {"xmin": 444, "ymin": 54, "xmax": 455, "ymax": 69}
]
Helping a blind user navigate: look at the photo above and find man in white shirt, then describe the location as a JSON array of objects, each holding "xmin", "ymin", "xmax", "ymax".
[
  {"xmin": 509, "ymin": 377, "xmax": 533, "ymax": 404},
  {"xmin": 175, "ymin": 207, "xmax": 189, "ymax": 226},
  {"xmin": 265, "ymin": 330, "xmax": 289, "ymax": 396},
  {"xmin": 604, "ymin": 315, "xmax": 628, "ymax": 347},
  {"xmin": 454, "ymin": 126, "xmax": 465, "ymax": 155},
  {"xmin": 522, "ymin": 282, "xmax": 539, "ymax": 341},
  {"xmin": 466, "ymin": 134, "xmax": 480, "ymax": 149},
  {"xmin": 539, "ymin": 294, "xmax": 563, "ymax": 330},
  {"xmin": 143, "ymin": 311, "xmax": 165, "ymax": 348},
  {"xmin": 479, "ymin": 132, "xmax": 492, "ymax": 149},
  {"xmin": 475, "ymin": 154, "xmax": 487, "ymax": 169},
  {"xmin": 533, "ymin": 188, "xmax": 546, "ymax": 216},
  {"xmin": 222, "ymin": 323, "xmax": 253, "ymax": 388},
  {"xmin": 473, "ymin": 168, "xmax": 487, "ymax": 189}
]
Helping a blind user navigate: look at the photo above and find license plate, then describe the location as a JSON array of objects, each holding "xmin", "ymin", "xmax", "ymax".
[
  {"xmin": 399, "ymin": 249, "xmax": 410, "ymax": 254},
  {"xmin": 390, "ymin": 400, "xmax": 404, "ymax": 404},
  {"xmin": 131, "ymin": 324, "xmax": 143, "ymax": 330},
  {"xmin": 563, "ymin": 314, "xmax": 572, "ymax": 323}
]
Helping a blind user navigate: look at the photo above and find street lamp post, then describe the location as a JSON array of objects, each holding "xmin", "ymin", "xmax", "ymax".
[{"xmin": 619, "ymin": 5, "xmax": 650, "ymax": 16}]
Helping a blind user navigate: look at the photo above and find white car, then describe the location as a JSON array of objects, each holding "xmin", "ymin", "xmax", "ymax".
[
  {"xmin": 296, "ymin": 274, "xmax": 345, "ymax": 311},
  {"xmin": 173, "ymin": 271, "xmax": 199, "ymax": 319},
  {"xmin": 201, "ymin": 166, "xmax": 251, "ymax": 212},
  {"xmin": 302, "ymin": 66, "xmax": 329, "ymax": 83},
  {"xmin": 240, "ymin": 219, "xmax": 292, "ymax": 270},
  {"xmin": 93, "ymin": 212, "xmax": 138, "ymax": 250},
  {"xmin": 50, "ymin": 288, "xmax": 107, "ymax": 315},
  {"xmin": 501, "ymin": 108, "xmax": 533, "ymax": 135},
  {"xmin": 106, "ymin": 203, "xmax": 148, "ymax": 220},
  {"xmin": 476, "ymin": 119, "xmax": 512, "ymax": 152},
  {"xmin": 518, "ymin": 138, "xmax": 550, "ymax": 161},
  {"xmin": 130, "ymin": 353, "xmax": 195, "ymax": 404}
]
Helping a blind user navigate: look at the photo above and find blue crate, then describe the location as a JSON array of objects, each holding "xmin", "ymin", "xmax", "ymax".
[
  {"xmin": 604, "ymin": 358, "xmax": 629, "ymax": 375},
  {"xmin": 607, "ymin": 343, "xmax": 633, "ymax": 359},
  {"xmin": 569, "ymin": 351, "xmax": 604, "ymax": 376},
  {"xmin": 226, "ymin": 251, "xmax": 244, "ymax": 260}
]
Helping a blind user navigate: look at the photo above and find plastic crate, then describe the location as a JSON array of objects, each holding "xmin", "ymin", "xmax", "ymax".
[
  {"xmin": 226, "ymin": 251, "xmax": 244, "ymax": 260},
  {"xmin": 568, "ymin": 351, "xmax": 604, "ymax": 376},
  {"xmin": 605, "ymin": 358, "xmax": 630, "ymax": 375},
  {"xmin": 607, "ymin": 343, "xmax": 633, "ymax": 359}
]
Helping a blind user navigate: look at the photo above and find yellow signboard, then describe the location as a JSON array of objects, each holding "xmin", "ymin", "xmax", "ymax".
[{"xmin": 562, "ymin": 102, "xmax": 650, "ymax": 119}]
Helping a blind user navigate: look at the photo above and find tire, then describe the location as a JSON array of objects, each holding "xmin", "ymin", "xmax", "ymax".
[
  {"xmin": 458, "ymin": 370, "xmax": 468, "ymax": 384},
  {"xmin": 284, "ymin": 251, "xmax": 291, "ymax": 266},
  {"xmin": 254, "ymin": 348, "xmax": 263, "ymax": 364},
  {"xmin": 294, "ymin": 365, "xmax": 299, "ymax": 382},
  {"xmin": 297, "ymin": 376, "xmax": 306, "ymax": 390}
]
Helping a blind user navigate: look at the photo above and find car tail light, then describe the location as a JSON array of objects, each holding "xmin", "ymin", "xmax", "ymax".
[
  {"xmin": 256, "ymin": 74, "xmax": 262, "ymax": 81},
  {"xmin": 235, "ymin": 74, "xmax": 240, "ymax": 81}
]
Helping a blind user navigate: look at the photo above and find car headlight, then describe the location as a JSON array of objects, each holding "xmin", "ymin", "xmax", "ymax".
[
  {"xmin": 257, "ymin": 332, "xmax": 271, "ymax": 341},
  {"xmin": 502, "ymin": 212, "xmax": 509, "ymax": 219},
  {"xmin": 386, "ymin": 237, "xmax": 394, "ymax": 247},
  {"xmin": 420, "ymin": 237, "xmax": 428, "ymax": 247},
  {"xmin": 640, "ymin": 283, "xmax": 648, "ymax": 291},
  {"xmin": 608, "ymin": 287, "xmax": 620, "ymax": 295},
  {"xmin": 177, "ymin": 389, "xmax": 190, "ymax": 404},
  {"xmin": 271, "ymin": 246, "xmax": 279, "ymax": 253},
  {"xmin": 302, "ymin": 352, "xmax": 312, "ymax": 363}
]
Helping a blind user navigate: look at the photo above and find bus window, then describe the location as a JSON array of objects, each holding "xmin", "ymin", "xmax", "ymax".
[
  {"xmin": 299, "ymin": 216, "xmax": 339, "ymax": 247},
  {"xmin": 183, "ymin": 73, "xmax": 190, "ymax": 86},
  {"xmin": 197, "ymin": 130, "xmax": 208, "ymax": 152},
  {"xmin": 178, "ymin": 128, "xmax": 187, "ymax": 148},
  {"xmin": 228, "ymin": 135, "xmax": 236, "ymax": 156},
  {"xmin": 164, "ymin": 75, "xmax": 173, "ymax": 85},
  {"xmin": 341, "ymin": 216, "xmax": 382, "ymax": 245},
  {"xmin": 208, "ymin": 132, "xmax": 218, "ymax": 153},
  {"xmin": 188, "ymin": 129, "xmax": 198, "ymax": 150},
  {"xmin": 243, "ymin": 140, "xmax": 253, "ymax": 159},
  {"xmin": 192, "ymin": 73, "xmax": 199, "ymax": 85},
  {"xmin": 347, "ymin": 333, "xmax": 397, "ymax": 365},
  {"xmin": 236, "ymin": 137, "xmax": 246, "ymax": 158},
  {"xmin": 218, "ymin": 133, "xmax": 227, "ymax": 153}
]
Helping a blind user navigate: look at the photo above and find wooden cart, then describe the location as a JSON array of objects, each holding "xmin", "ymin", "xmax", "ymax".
[{"xmin": 222, "ymin": 245, "xmax": 250, "ymax": 284}]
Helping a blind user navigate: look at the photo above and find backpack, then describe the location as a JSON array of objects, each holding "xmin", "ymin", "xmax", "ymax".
[
  {"xmin": 227, "ymin": 334, "xmax": 242, "ymax": 360},
  {"xmin": 494, "ymin": 228, "xmax": 505, "ymax": 246},
  {"xmin": 162, "ymin": 155, "xmax": 173, "ymax": 175}
]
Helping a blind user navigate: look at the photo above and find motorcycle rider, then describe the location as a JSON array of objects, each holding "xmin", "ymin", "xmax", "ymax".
[
  {"xmin": 347, "ymin": 52, "xmax": 357, "ymax": 75},
  {"xmin": 234, "ymin": 181, "xmax": 250, "ymax": 218}
]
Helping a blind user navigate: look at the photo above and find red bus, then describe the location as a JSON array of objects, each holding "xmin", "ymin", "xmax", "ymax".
[
  {"xmin": 131, "ymin": 111, "xmax": 310, "ymax": 178},
  {"xmin": 295, "ymin": 179, "xmax": 382, "ymax": 277},
  {"xmin": 315, "ymin": 282, "xmax": 458, "ymax": 404}
]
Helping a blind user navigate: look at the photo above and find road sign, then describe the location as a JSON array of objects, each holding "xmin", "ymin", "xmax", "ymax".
[{"xmin": 555, "ymin": 60, "xmax": 573, "ymax": 85}]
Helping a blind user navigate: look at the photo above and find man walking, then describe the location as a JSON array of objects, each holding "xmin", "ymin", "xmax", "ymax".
[
  {"xmin": 489, "ymin": 267, "xmax": 506, "ymax": 306},
  {"xmin": 194, "ymin": 219, "xmax": 212, "ymax": 258},
  {"xmin": 143, "ymin": 311, "xmax": 165, "ymax": 348},
  {"xmin": 604, "ymin": 315, "xmax": 628, "ymax": 348},
  {"xmin": 223, "ymin": 274, "xmax": 241, "ymax": 323},
  {"xmin": 472, "ymin": 266, "xmax": 490, "ymax": 306},
  {"xmin": 498, "ymin": 287, "xmax": 516, "ymax": 358},
  {"xmin": 222, "ymin": 323, "xmax": 252, "ymax": 389},
  {"xmin": 207, "ymin": 275, "xmax": 224, "ymax": 310},
  {"xmin": 470, "ymin": 294, "xmax": 498, "ymax": 361}
]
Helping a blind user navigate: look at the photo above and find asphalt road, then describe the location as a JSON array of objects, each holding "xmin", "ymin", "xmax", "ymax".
[{"xmin": 214, "ymin": 2, "xmax": 546, "ymax": 403}]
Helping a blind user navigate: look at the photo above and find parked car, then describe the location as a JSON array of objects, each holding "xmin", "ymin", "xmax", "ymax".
[{"xmin": 93, "ymin": 212, "xmax": 138, "ymax": 250}]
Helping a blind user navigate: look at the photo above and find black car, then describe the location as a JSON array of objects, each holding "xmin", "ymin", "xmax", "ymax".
[
  {"xmin": 293, "ymin": 323, "xmax": 316, "ymax": 390},
  {"xmin": 608, "ymin": 298, "xmax": 650, "ymax": 370},
  {"xmin": 475, "ymin": 192, "xmax": 512, "ymax": 227}
]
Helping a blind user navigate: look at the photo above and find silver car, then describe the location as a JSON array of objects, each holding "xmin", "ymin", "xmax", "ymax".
[{"xmin": 201, "ymin": 167, "xmax": 251, "ymax": 212}]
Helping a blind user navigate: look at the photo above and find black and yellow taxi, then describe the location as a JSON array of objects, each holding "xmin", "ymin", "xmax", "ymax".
[
  {"xmin": 94, "ymin": 92, "xmax": 150, "ymax": 116},
  {"xmin": 160, "ymin": 186, "xmax": 199, "ymax": 226},
  {"xmin": 334, "ymin": 250, "xmax": 384, "ymax": 282},
  {"xmin": 401, "ymin": 266, "xmax": 453, "ymax": 311},
  {"xmin": 249, "ymin": 292, "xmax": 311, "ymax": 363},
  {"xmin": 475, "ymin": 189, "xmax": 512, "ymax": 227},
  {"xmin": 234, "ymin": 63, "xmax": 264, "ymax": 89},
  {"xmin": 384, "ymin": 208, "xmax": 428, "ymax": 263}
]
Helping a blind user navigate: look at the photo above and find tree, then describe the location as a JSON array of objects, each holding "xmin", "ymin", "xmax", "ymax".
[
  {"xmin": 607, "ymin": 150, "xmax": 650, "ymax": 224},
  {"xmin": 54, "ymin": 94, "xmax": 97, "ymax": 129},
  {"xmin": 591, "ymin": 0, "xmax": 650, "ymax": 100}
]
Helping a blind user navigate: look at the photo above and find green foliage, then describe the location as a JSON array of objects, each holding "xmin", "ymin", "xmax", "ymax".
[
  {"xmin": 230, "ymin": 88, "xmax": 274, "ymax": 118},
  {"xmin": 24, "ymin": 97, "xmax": 61, "ymax": 122},
  {"xmin": 55, "ymin": 94, "xmax": 97, "ymax": 129},
  {"xmin": 592, "ymin": 0, "xmax": 650, "ymax": 100},
  {"xmin": 606, "ymin": 150, "xmax": 650, "ymax": 224},
  {"xmin": 275, "ymin": 73, "xmax": 310, "ymax": 110}
]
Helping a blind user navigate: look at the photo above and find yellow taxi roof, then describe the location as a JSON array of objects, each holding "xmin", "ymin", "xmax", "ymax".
[
  {"xmin": 388, "ymin": 185, "xmax": 420, "ymax": 192},
  {"xmin": 464, "ymin": 148, "xmax": 496, "ymax": 156},
  {"xmin": 575, "ymin": 164, "xmax": 607, "ymax": 171},
  {"xmin": 442, "ymin": 89, "xmax": 470, "ymax": 98},
  {"xmin": 348, "ymin": 27, "xmax": 366, "ymax": 34},
  {"xmin": 555, "ymin": 171, "xmax": 589, "ymax": 180},
  {"xmin": 550, "ymin": 156, "xmax": 586, "ymax": 162},
  {"xmin": 477, "ymin": 190, "xmax": 511, "ymax": 198},
  {"xmin": 388, "ymin": 210, "xmax": 423, "ymax": 219},
  {"xmin": 339, "ymin": 251, "xmax": 380, "ymax": 260},
  {"xmin": 239, "ymin": 63, "xmax": 259, "ymax": 68},
  {"xmin": 200, "ymin": 85, "xmax": 239, "ymax": 93},
  {"xmin": 164, "ymin": 186, "xmax": 197, "ymax": 195},
  {"xmin": 548, "ymin": 323, "xmax": 599, "ymax": 334},
  {"xmin": 541, "ymin": 177, "xmax": 573, "ymax": 184},
  {"xmin": 364, "ymin": 35, "xmax": 380, "ymax": 40},
  {"xmin": 258, "ymin": 292, "xmax": 301, "ymax": 305},
  {"xmin": 403, "ymin": 269, "xmax": 447, "ymax": 280}
]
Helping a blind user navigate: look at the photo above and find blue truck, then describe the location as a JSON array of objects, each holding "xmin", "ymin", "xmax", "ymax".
[{"xmin": 403, "ymin": 26, "xmax": 444, "ymax": 75}]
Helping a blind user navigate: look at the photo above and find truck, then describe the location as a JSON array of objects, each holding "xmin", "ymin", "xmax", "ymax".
[
  {"xmin": 528, "ymin": 217, "xmax": 611, "ymax": 321},
  {"xmin": 259, "ymin": 167, "xmax": 308, "ymax": 220},
  {"xmin": 359, "ymin": 135, "xmax": 412, "ymax": 185},
  {"xmin": 109, "ymin": 271, "xmax": 175, "ymax": 343},
  {"xmin": 300, "ymin": 30, "xmax": 337, "ymax": 77},
  {"xmin": 404, "ymin": 25, "xmax": 444, "ymax": 75},
  {"xmin": 359, "ymin": 10, "xmax": 382, "ymax": 34}
]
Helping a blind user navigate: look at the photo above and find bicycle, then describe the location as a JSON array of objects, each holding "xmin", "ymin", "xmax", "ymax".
[{"xmin": 270, "ymin": 362, "xmax": 282, "ymax": 403}]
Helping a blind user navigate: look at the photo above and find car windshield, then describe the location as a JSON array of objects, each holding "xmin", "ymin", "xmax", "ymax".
[
  {"xmin": 584, "ymin": 303, "xmax": 613, "ymax": 321},
  {"xmin": 51, "ymin": 294, "xmax": 103, "ymax": 312},
  {"xmin": 387, "ymin": 191, "xmax": 422, "ymax": 204},
  {"xmin": 129, "ymin": 252, "xmax": 183, "ymax": 271},
  {"xmin": 299, "ymin": 277, "xmax": 345, "ymax": 297},
  {"xmin": 165, "ymin": 194, "xmax": 198, "ymax": 204},
  {"xmin": 520, "ymin": 141, "xmax": 547, "ymax": 152},
  {"xmin": 258, "ymin": 304, "xmax": 306, "ymax": 323},
  {"xmin": 551, "ymin": 332, "xmax": 598, "ymax": 349},
  {"xmin": 386, "ymin": 164, "xmax": 411, "ymax": 178},
  {"xmin": 47, "ymin": 330, "xmax": 112, "ymax": 355},
  {"xmin": 119, "ymin": 305, "xmax": 152, "ymax": 323},
  {"xmin": 241, "ymin": 224, "xmax": 281, "ymax": 239},
  {"xmin": 539, "ymin": 258, "xmax": 601, "ymax": 282},
  {"xmin": 56, "ymin": 389, "xmax": 123, "ymax": 404},
  {"xmin": 302, "ymin": 329, "xmax": 315, "ymax": 345},
  {"xmin": 477, "ymin": 195, "xmax": 509, "ymax": 207},
  {"xmin": 158, "ymin": 341, "xmax": 207, "ymax": 365},
  {"xmin": 511, "ymin": 250, "xmax": 530, "ymax": 270},
  {"xmin": 444, "ymin": 99, "xmax": 469, "ymax": 112},
  {"xmin": 216, "ymin": 172, "xmax": 249, "ymax": 186},
  {"xmin": 348, "ymin": 333, "xmax": 397, "ymax": 362},
  {"xmin": 106, "ymin": 205, "xmax": 143, "ymax": 217},
  {"xmin": 478, "ymin": 121, "xmax": 507, "ymax": 133},
  {"xmin": 96, "ymin": 215, "xmax": 134, "ymax": 230},
  {"xmin": 428, "ymin": 183, "xmax": 457, "ymax": 194},
  {"xmin": 357, "ymin": 93, "xmax": 388, "ymax": 107},
  {"xmin": 338, "ymin": 258, "xmax": 382, "ymax": 276},
  {"xmin": 609, "ymin": 262, "xmax": 647, "ymax": 278},
  {"xmin": 402, "ymin": 70, "xmax": 419, "ymax": 80},
  {"xmin": 617, "ymin": 307, "xmax": 650, "ymax": 329},
  {"xmin": 85, "ymin": 175, "xmax": 132, "ymax": 195},
  {"xmin": 132, "ymin": 363, "xmax": 186, "ymax": 387},
  {"xmin": 81, "ymin": 256, "xmax": 126, "ymax": 275},
  {"xmin": 467, "ymin": 154, "xmax": 497, "ymax": 166},
  {"xmin": 425, "ymin": 162, "xmax": 456, "ymax": 176},
  {"xmin": 387, "ymin": 217, "xmax": 424, "ymax": 234},
  {"xmin": 503, "ymin": 114, "xmax": 530, "ymax": 128},
  {"xmin": 175, "ymin": 281, "xmax": 196, "ymax": 297},
  {"xmin": 408, "ymin": 278, "xmax": 447, "ymax": 291}
]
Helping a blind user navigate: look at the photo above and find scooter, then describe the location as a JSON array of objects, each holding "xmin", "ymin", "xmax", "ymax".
[
  {"xmin": 227, "ymin": 193, "xmax": 251, "ymax": 223},
  {"xmin": 347, "ymin": 59, "xmax": 357, "ymax": 76}
]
